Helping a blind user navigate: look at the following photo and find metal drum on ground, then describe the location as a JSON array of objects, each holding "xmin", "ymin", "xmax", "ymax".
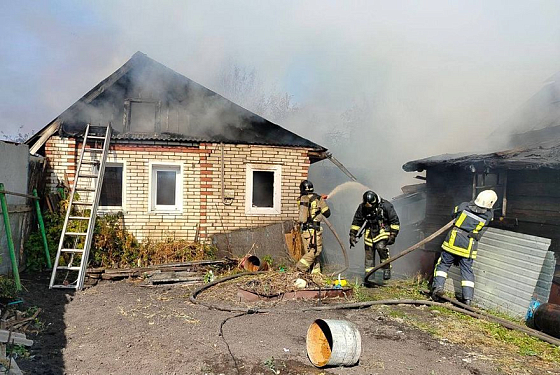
[{"xmin": 306, "ymin": 319, "xmax": 361, "ymax": 367}]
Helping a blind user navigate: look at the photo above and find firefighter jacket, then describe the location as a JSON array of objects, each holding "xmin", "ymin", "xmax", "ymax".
[
  {"xmin": 441, "ymin": 201, "xmax": 493, "ymax": 259},
  {"xmin": 297, "ymin": 193, "xmax": 331, "ymax": 231},
  {"xmin": 349, "ymin": 200, "xmax": 400, "ymax": 244}
]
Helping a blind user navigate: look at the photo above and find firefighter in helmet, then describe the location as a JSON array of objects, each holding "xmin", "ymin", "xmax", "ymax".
[
  {"xmin": 432, "ymin": 190, "xmax": 497, "ymax": 306},
  {"xmin": 349, "ymin": 190, "xmax": 400, "ymax": 282},
  {"xmin": 296, "ymin": 180, "xmax": 331, "ymax": 273}
]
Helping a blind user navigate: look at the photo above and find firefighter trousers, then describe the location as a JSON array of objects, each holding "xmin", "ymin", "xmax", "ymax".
[
  {"xmin": 433, "ymin": 250, "xmax": 475, "ymax": 301},
  {"xmin": 365, "ymin": 240, "xmax": 391, "ymax": 280},
  {"xmin": 365, "ymin": 240, "xmax": 390, "ymax": 270},
  {"xmin": 296, "ymin": 227, "xmax": 323, "ymax": 273}
]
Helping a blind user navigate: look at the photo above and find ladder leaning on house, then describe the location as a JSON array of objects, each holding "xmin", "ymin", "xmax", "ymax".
[{"xmin": 49, "ymin": 124, "xmax": 112, "ymax": 290}]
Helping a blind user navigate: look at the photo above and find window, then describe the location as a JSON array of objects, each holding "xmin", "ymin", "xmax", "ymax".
[
  {"xmin": 149, "ymin": 163, "xmax": 182, "ymax": 212},
  {"xmin": 124, "ymin": 99, "xmax": 160, "ymax": 133},
  {"xmin": 245, "ymin": 164, "xmax": 281, "ymax": 215},
  {"xmin": 473, "ymin": 169, "xmax": 506, "ymax": 216},
  {"xmin": 99, "ymin": 164, "xmax": 124, "ymax": 208}
]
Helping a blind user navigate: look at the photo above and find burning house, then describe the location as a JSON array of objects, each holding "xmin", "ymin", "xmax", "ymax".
[
  {"xmin": 26, "ymin": 52, "xmax": 327, "ymax": 242},
  {"xmin": 403, "ymin": 127, "xmax": 560, "ymax": 304}
]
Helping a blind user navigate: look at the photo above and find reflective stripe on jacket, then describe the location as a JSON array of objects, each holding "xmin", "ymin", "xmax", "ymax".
[
  {"xmin": 349, "ymin": 199, "xmax": 400, "ymax": 243},
  {"xmin": 441, "ymin": 201, "xmax": 493, "ymax": 259},
  {"xmin": 298, "ymin": 193, "xmax": 330, "ymax": 227}
]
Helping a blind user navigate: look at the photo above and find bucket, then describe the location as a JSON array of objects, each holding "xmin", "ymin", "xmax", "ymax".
[
  {"xmin": 306, "ymin": 319, "xmax": 361, "ymax": 368},
  {"xmin": 239, "ymin": 255, "xmax": 261, "ymax": 271}
]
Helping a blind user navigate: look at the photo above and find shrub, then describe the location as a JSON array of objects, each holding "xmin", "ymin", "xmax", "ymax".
[{"xmin": 24, "ymin": 195, "xmax": 216, "ymax": 270}]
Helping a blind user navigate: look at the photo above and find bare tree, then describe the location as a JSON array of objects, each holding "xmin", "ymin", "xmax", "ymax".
[
  {"xmin": 0, "ymin": 125, "xmax": 34, "ymax": 143},
  {"xmin": 218, "ymin": 62, "xmax": 298, "ymax": 123}
]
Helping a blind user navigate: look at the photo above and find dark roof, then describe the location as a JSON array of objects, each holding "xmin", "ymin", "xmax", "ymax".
[
  {"xmin": 27, "ymin": 52, "xmax": 325, "ymax": 152},
  {"xmin": 403, "ymin": 138, "xmax": 560, "ymax": 172}
]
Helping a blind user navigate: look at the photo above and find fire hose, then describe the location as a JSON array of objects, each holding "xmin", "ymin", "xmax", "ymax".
[
  {"xmin": 364, "ymin": 219, "xmax": 454, "ymax": 283},
  {"xmin": 322, "ymin": 217, "xmax": 349, "ymax": 276},
  {"xmin": 190, "ymin": 218, "xmax": 560, "ymax": 347},
  {"xmin": 189, "ymin": 272, "xmax": 560, "ymax": 346}
]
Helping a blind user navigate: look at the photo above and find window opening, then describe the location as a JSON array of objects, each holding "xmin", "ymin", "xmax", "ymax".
[
  {"xmin": 100, "ymin": 165, "xmax": 123, "ymax": 207},
  {"xmin": 252, "ymin": 171, "xmax": 274, "ymax": 208}
]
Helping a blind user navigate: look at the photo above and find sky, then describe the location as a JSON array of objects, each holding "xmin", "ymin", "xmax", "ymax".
[{"xmin": 1, "ymin": 1, "xmax": 560, "ymax": 196}]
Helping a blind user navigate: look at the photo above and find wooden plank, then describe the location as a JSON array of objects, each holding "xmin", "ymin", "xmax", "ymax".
[
  {"xmin": 0, "ymin": 205, "xmax": 33, "ymax": 214},
  {"xmin": 0, "ymin": 331, "xmax": 25, "ymax": 339},
  {"xmin": 508, "ymin": 170, "xmax": 560, "ymax": 184},
  {"xmin": 151, "ymin": 276, "xmax": 203, "ymax": 285},
  {"xmin": 508, "ymin": 198, "xmax": 560, "ymax": 212},
  {"xmin": 0, "ymin": 332, "xmax": 33, "ymax": 346},
  {"xmin": 0, "ymin": 189, "xmax": 38, "ymax": 200},
  {"xmin": 508, "ymin": 182, "xmax": 560, "ymax": 198}
]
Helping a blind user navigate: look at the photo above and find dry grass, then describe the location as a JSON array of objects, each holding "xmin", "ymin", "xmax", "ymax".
[
  {"xmin": 138, "ymin": 239, "xmax": 216, "ymax": 266},
  {"xmin": 366, "ymin": 278, "xmax": 560, "ymax": 374},
  {"xmin": 195, "ymin": 271, "xmax": 347, "ymax": 310}
]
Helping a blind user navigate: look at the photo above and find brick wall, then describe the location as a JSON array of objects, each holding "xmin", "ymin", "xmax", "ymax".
[{"xmin": 44, "ymin": 136, "xmax": 311, "ymax": 241}]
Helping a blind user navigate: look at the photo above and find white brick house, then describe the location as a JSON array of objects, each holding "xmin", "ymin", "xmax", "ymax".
[{"xmin": 27, "ymin": 52, "xmax": 327, "ymax": 241}]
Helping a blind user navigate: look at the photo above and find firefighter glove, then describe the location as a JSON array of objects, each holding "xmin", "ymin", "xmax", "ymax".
[
  {"xmin": 468, "ymin": 232, "xmax": 482, "ymax": 241},
  {"xmin": 387, "ymin": 233, "xmax": 396, "ymax": 245},
  {"xmin": 349, "ymin": 235, "xmax": 358, "ymax": 248}
]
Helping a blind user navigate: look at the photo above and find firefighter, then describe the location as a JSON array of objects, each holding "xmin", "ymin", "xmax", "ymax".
[
  {"xmin": 431, "ymin": 190, "xmax": 497, "ymax": 306},
  {"xmin": 296, "ymin": 180, "xmax": 331, "ymax": 273},
  {"xmin": 349, "ymin": 190, "xmax": 400, "ymax": 282}
]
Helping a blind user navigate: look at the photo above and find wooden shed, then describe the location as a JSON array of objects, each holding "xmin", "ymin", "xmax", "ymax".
[{"xmin": 403, "ymin": 131, "xmax": 560, "ymax": 302}]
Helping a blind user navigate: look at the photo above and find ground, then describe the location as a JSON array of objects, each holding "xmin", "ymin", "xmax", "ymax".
[{"xmin": 13, "ymin": 271, "xmax": 560, "ymax": 375}]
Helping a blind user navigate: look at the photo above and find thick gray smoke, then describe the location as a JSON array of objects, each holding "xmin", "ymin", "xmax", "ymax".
[
  {"xmin": 3, "ymin": 1, "xmax": 560, "ymax": 193},
  {"xmin": 2, "ymin": 1, "xmax": 560, "ymax": 278}
]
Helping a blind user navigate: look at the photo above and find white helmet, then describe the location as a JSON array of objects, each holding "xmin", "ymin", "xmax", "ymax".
[{"xmin": 474, "ymin": 190, "xmax": 498, "ymax": 209}]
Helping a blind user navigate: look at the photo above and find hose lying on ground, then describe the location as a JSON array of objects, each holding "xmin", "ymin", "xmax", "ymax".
[{"xmin": 189, "ymin": 271, "xmax": 560, "ymax": 347}]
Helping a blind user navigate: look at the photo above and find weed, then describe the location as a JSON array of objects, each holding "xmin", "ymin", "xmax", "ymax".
[
  {"xmin": 351, "ymin": 282, "xmax": 370, "ymax": 302},
  {"xmin": 7, "ymin": 344, "xmax": 29, "ymax": 358},
  {"xmin": 263, "ymin": 356, "xmax": 280, "ymax": 374},
  {"xmin": 0, "ymin": 276, "xmax": 18, "ymax": 299},
  {"xmin": 387, "ymin": 308, "xmax": 407, "ymax": 319},
  {"xmin": 262, "ymin": 255, "xmax": 273, "ymax": 267},
  {"xmin": 24, "ymin": 196, "xmax": 217, "ymax": 269},
  {"xmin": 203, "ymin": 270, "xmax": 215, "ymax": 284}
]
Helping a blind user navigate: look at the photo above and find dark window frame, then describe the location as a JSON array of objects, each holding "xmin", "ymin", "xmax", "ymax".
[
  {"xmin": 123, "ymin": 98, "xmax": 161, "ymax": 134},
  {"xmin": 472, "ymin": 169, "xmax": 507, "ymax": 216},
  {"xmin": 99, "ymin": 163, "xmax": 124, "ymax": 209}
]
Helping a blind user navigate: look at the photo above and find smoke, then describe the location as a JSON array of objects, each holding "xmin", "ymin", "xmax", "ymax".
[{"xmin": 2, "ymin": 1, "xmax": 560, "ymax": 276}]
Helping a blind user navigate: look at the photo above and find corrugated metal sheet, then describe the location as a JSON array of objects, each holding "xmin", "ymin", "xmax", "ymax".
[{"xmin": 445, "ymin": 228, "xmax": 553, "ymax": 317}]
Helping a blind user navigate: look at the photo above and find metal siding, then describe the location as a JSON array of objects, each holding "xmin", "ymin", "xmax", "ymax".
[
  {"xmin": 0, "ymin": 142, "xmax": 30, "ymax": 275},
  {"xmin": 444, "ymin": 228, "xmax": 553, "ymax": 317}
]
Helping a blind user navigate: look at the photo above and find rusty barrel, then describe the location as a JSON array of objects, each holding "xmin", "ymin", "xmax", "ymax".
[
  {"xmin": 306, "ymin": 319, "xmax": 361, "ymax": 367},
  {"xmin": 534, "ymin": 303, "xmax": 560, "ymax": 339}
]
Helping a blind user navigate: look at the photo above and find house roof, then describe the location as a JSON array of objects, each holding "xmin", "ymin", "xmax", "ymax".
[
  {"xmin": 27, "ymin": 52, "xmax": 326, "ymax": 155},
  {"xmin": 403, "ymin": 137, "xmax": 560, "ymax": 172}
]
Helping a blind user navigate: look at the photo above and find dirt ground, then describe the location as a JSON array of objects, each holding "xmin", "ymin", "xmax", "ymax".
[{"xmin": 13, "ymin": 271, "xmax": 556, "ymax": 375}]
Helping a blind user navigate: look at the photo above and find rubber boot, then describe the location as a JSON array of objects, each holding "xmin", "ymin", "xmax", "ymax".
[
  {"xmin": 383, "ymin": 268, "xmax": 391, "ymax": 280},
  {"xmin": 432, "ymin": 287, "xmax": 444, "ymax": 301},
  {"xmin": 462, "ymin": 299, "xmax": 472, "ymax": 306}
]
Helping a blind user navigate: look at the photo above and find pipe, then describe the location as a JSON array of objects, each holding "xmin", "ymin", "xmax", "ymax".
[
  {"xmin": 220, "ymin": 142, "xmax": 232, "ymax": 206},
  {"xmin": 364, "ymin": 220, "xmax": 454, "ymax": 282},
  {"xmin": 534, "ymin": 303, "xmax": 560, "ymax": 339},
  {"xmin": 325, "ymin": 153, "xmax": 357, "ymax": 182},
  {"xmin": 322, "ymin": 217, "xmax": 349, "ymax": 276},
  {"xmin": 33, "ymin": 189, "xmax": 51, "ymax": 268},
  {"xmin": 189, "ymin": 272, "xmax": 560, "ymax": 346}
]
